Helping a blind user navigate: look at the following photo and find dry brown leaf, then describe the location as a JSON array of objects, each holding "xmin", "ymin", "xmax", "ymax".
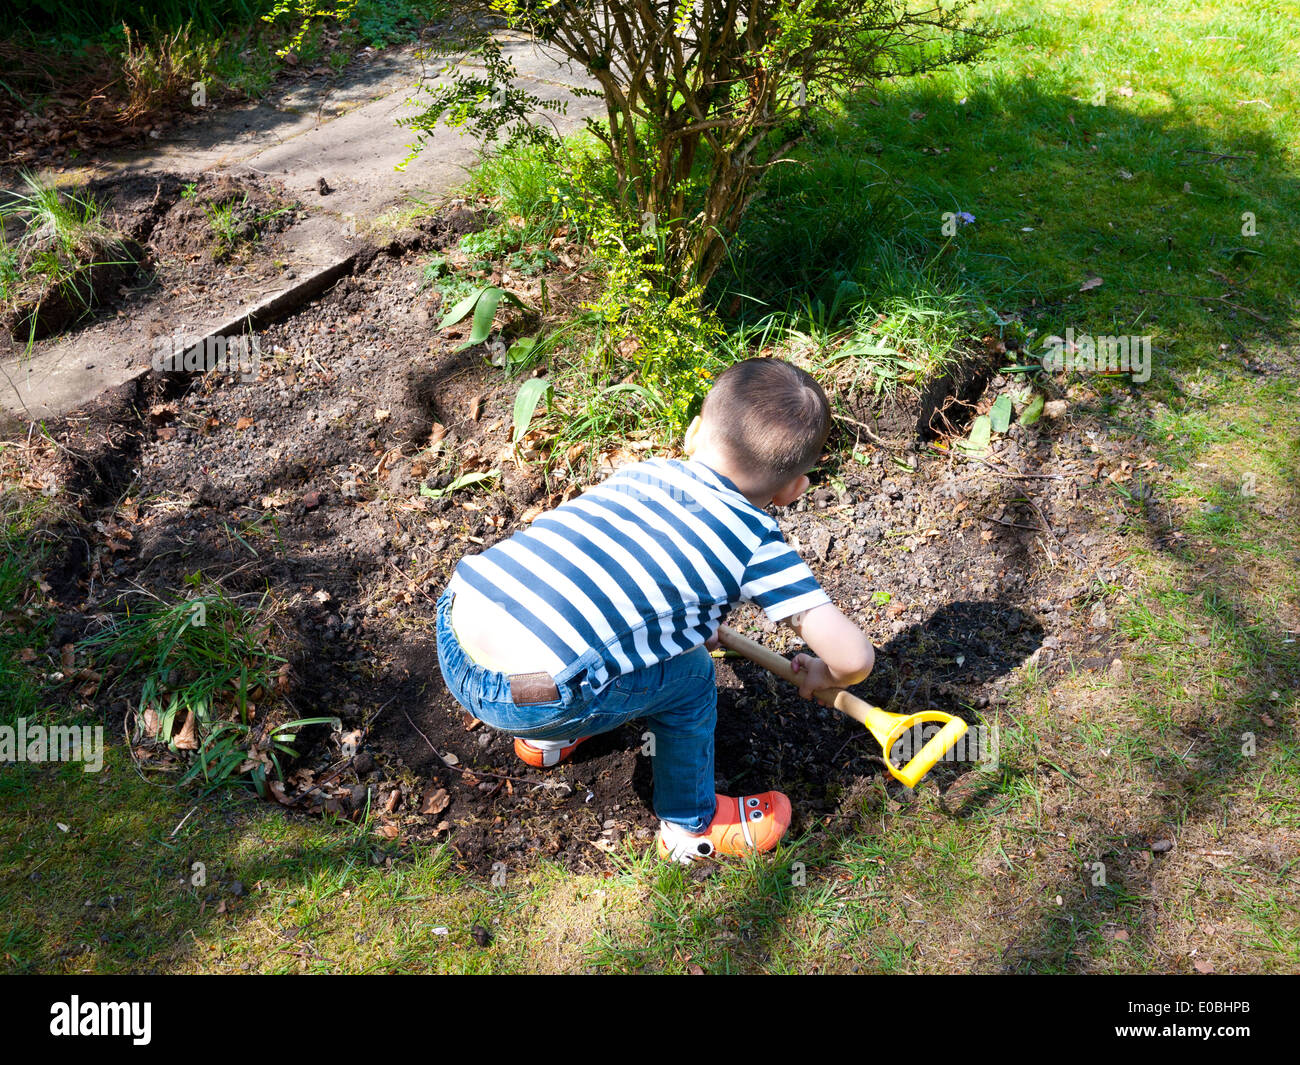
[
  {"xmin": 420, "ymin": 788, "xmax": 450, "ymax": 816},
  {"xmin": 235, "ymin": 416, "xmax": 254, "ymax": 431},
  {"xmin": 339, "ymin": 729, "xmax": 362, "ymax": 758},
  {"xmin": 469, "ymin": 395, "xmax": 485, "ymax": 421},
  {"xmin": 173, "ymin": 710, "xmax": 199, "ymax": 750}
]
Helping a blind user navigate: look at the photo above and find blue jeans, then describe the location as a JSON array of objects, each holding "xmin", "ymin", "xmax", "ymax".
[{"xmin": 435, "ymin": 587, "xmax": 718, "ymax": 832}]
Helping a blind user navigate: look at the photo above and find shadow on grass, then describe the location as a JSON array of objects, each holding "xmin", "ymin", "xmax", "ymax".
[
  {"xmin": 993, "ymin": 455, "xmax": 1300, "ymax": 972},
  {"xmin": 0, "ymin": 752, "xmax": 410, "ymax": 974}
]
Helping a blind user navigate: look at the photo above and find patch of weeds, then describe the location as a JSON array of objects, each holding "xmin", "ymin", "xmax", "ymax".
[
  {"xmin": 0, "ymin": 172, "xmax": 138, "ymax": 342},
  {"xmin": 462, "ymin": 139, "xmax": 574, "ymax": 244},
  {"xmin": 504, "ymin": 245, "xmax": 557, "ymax": 277},
  {"xmin": 82, "ymin": 582, "xmax": 335, "ymax": 795},
  {"xmin": 0, "ymin": 488, "xmax": 57, "ymax": 726},
  {"xmin": 420, "ymin": 252, "xmax": 482, "ymax": 309},
  {"xmin": 459, "ymin": 225, "xmax": 522, "ymax": 265},
  {"xmin": 350, "ymin": 0, "xmax": 446, "ymax": 49},
  {"xmin": 203, "ymin": 194, "xmax": 291, "ymax": 261},
  {"xmin": 204, "ymin": 200, "xmax": 244, "ymax": 259}
]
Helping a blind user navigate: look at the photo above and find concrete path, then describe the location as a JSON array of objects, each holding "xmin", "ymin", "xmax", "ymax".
[{"xmin": 1, "ymin": 32, "xmax": 601, "ymax": 419}]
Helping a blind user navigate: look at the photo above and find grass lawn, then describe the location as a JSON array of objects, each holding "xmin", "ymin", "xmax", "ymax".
[{"xmin": 1, "ymin": 0, "xmax": 1297, "ymax": 973}]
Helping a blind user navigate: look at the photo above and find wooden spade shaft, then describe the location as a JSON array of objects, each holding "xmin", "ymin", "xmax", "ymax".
[{"xmin": 716, "ymin": 625, "xmax": 874, "ymax": 724}]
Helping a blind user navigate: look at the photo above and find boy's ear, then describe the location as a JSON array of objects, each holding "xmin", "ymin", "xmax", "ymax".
[
  {"xmin": 683, "ymin": 415, "xmax": 703, "ymax": 456},
  {"xmin": 770, "ymin": 473, "xmax": 810, "ymax": 507}
]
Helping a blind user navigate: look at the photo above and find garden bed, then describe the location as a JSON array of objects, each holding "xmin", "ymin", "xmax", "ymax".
[{"xmin": 14, "ymin": 207, "xmax": 1147, "ymax": 875}]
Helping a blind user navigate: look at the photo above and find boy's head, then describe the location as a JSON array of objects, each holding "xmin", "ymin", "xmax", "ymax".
[{"xmin": 688, "ymin": 358, "xmax": 831, "ymax": 503}]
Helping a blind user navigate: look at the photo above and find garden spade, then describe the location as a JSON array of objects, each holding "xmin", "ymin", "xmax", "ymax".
[{"xmin": 716, "ymin": 625, "xmax": 968, "ymax": 789}]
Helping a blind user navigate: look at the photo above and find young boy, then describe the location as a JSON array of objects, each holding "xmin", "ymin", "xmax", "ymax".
[{"xmin": 434, "ymin": 358, "xmax": 875, "ymax": 862}]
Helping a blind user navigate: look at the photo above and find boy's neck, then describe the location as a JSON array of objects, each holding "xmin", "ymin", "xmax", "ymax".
[{"xmin": 687, "ymin": 451, "xmax": 773, "ymax": 508}]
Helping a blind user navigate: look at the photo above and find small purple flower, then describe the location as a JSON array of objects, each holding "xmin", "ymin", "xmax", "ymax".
[{"xmin": 956, "ymin": 211, "xmax": 976, "ymax": 226}]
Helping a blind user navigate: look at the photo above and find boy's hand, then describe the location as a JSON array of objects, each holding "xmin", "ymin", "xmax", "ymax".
[
  {"xmin": 790, "ymin": 654, "xmax": 835, "ymax": 701},
  {"xmin": 786, "ymin": 604, "xmax": 875, "ymax": 691}
]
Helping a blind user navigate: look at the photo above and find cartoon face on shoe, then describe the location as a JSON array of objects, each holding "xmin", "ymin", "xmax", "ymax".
[{"xmin": 656, "ymin": 791, "xmax": 792, "ymax": 863}]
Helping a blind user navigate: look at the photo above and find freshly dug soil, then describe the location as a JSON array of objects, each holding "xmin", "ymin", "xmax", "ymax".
[{"xmin": 25, "ymin": 208, "xmax": 1143, "ymax": 875}]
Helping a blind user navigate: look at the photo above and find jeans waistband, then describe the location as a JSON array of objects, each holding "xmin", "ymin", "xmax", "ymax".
[{"xmin": 436, "ymin": 587, "xmax": 592, "ymax": 707}]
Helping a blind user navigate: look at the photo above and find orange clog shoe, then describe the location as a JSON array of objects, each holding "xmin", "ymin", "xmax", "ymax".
[
  {"xmin": 656, "ymin": 791, "xmax": 791, "ymax": 862},
  {"xmin": 513, "ymin": 735, "xmax": 589, "ymax": 767}
]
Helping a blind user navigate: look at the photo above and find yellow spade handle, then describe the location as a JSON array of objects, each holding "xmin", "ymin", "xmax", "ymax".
[
  {"xmin": 716, "ymin": 625, "xmax": 967, "ymax": 788},
  {"xmin": 879, "ymin": 714, "xmax": 968, "ymax": 789}
]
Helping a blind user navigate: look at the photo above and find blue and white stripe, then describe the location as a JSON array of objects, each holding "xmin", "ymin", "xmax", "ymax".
[{"xmin": 451, "ymin": 459, "xmax": 829, "ymax": 691}]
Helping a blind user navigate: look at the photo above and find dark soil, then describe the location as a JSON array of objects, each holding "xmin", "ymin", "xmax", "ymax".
[
  {"xmin": 144, "ymin": 175, "xmax": 298, "ymax": 264},
  {"xmin": 18, "ymin": 207, "xmax": 1148, "ymax": 876}
]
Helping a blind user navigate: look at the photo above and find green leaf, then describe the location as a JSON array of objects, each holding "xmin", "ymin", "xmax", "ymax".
[
  {"xmin": 453, "ymin": 287, "xmax": 530, "ymax": 352},
  {"xmin": 989, "ymin": 394, "xmax": 1013, "ymax": 434},
  {"xmin": 504, "ymin": 336, "xmax": 536, "ymax": 371},
  {"xmin": 958, "ymin": 414, "xmax": 991, "ymax": 454},
  {"xmin": 464, "ymin": 286, "xmax": 504, "ymax": 348},
  {"xmin": 1019, "ymin": 393, "xmax": 1045, "ymax": 426},
  {"xmin": 512, "ymin": 377, "xmax": 552, "ymax": 444},
  {"xmin": 419, "ymin": 470, "xmax": 500, "ymax": 499},
  {"xmin": 438, "ymin": 283, "xmax": 491, "ymax": 329}
]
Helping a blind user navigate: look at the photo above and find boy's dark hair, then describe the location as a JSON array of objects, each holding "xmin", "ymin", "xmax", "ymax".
[{"xmin": 701, "ymin": 358, "xmax": 831, "ymax": 490}]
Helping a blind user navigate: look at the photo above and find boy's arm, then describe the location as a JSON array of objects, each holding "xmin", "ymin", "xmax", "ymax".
[{"xmin": 784, "ymin": 603, "xmax": 875, "ymax": 700}]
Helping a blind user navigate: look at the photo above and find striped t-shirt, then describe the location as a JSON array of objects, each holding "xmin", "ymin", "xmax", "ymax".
[{"xmin": 448, "ymin": 458, "xmax": 830, "ymax": 692}]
